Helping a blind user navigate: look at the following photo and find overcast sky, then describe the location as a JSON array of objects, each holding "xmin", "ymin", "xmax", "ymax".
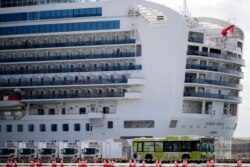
[{"xmin": 149, "ymin": 0, "xmax": 250, "ymax": 137}]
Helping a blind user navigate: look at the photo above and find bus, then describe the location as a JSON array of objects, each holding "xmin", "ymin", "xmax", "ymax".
[{"xmin": 132, "ymin": 136, "xmax": 214, "ymax": 163}]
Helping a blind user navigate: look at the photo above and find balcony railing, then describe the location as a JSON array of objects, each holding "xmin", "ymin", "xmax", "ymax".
[
  {"xmin": 0, "ymin": 78, "xmax": 128, "ymax": 87},
  {"xmin": 22, "ymin": 92, "xmax": 125, "ymax": 100},
  {"xmin": 185, "ymin": 78, "xmax": 243, "ymax": 90},
  {"xmin": 186, "ymin": 64, "xmax": 243, "ymax": 77},
  {"xmin": 0, "ymin": 39, "xmax": 136, "ymax": 51},
  {"xmin": 184, "ymin": 92, "xmax": 241, "ymax": 102},
  {"xmin": 187, "ymin": 50, "xmax": 245, "ymax": 65},
  {"xmin": 0, "ymin": 65, "xmax": 142, "ymax": 75},
  {"xmin": 0, "ymin": 52, "xmax": 137, "ymax": 63}
]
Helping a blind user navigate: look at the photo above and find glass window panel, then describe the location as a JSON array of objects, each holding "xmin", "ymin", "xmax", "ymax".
[
  {"xmin": 78, "ymin": 22, "xmax": 85, "ymax": 31},
  {"xmin": 34, "ymin": 12, "xmax": 39, "ymax": 20},
  {"xmin": 17, "ymin": 26, "xmax": 22, "ymax": 34},
  {"xmin": 90, "ymin": 22, "xmax": 97, "ymax": 30},
  {"xmin": 68, "ymin": 23, "xmax": 74, "ymax": 31},
  {"xmin": 85, "ymin": 22, "xmax": 90, "ymax": 30},
  {"xmin": 97, "ymin": 8, "xmax": 102, "ymax": 16},
  {"xmin": 85, "ymin": 8, "xmax": 90, "ymax": 16},
  {"xmin": 33, "ymin": 25, "xmax": 39, "ymax": 33},
  {"xmin": 55, "ymin": 10, "xmax": 62, "ymax": 18},
  {"xmin": 61, "ymin": 24, "xmax": 67, "ymax": 32},
  {"xmin": 51, "ymin": 11, "xmax": 56, "ymax": 19},
  {"xmin": 51, "ymin": 24, "xmax": 56, "ymax": 32},
  {"xmin": 27, "ymin": 26, "xmax": 33, "ymax": 34},
  {"xmin": 68, "ymin": 9, "xmax": 73, "ymax": 17},
  {"xmin": 55, "ymin": 24, "xmax": 62, "ymax": 32},
  {"xmin": 79, "ymin": 8, "xmax": 85, "ymax": 17},
  {"xmin": 40, "ymin": 11, "xmax": 46, "ymax": 19},
  {"xmin": 73, "ymin": 23, "xmax": 79, "ymax": 31},
  {"xmin": 73, "ymin": 9, "xmax": 80, "ymax": 17},
  {"xmin": 62, "ymin": 10, "xmax": 68, "ymax": 18},
  {"xmin": 97, "ymin": 22, "xmax": 102, "ymax": 30}
]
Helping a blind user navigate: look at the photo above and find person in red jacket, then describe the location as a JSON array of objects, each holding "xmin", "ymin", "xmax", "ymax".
[
  {"xmin": 30, "ymin": 160, "xmax": 35, "ymax": 167},
  {"xmin": 182, "ymin": 160, "xmax": 188, "ymax": 167},
  {"xmin": 37, "ymin": 160, "xmax": 42, "ymax": 167},
  {"xmin": 60, "ymin": 159, "xmax": 64, "ymax": 167},
  {"xmin": 237, "ymin": 159, "xmax": 242, "ymax": 167},
  {"xmin": 13, "ymin": 160, "xmax": 18, "ymax": 167},
  {"xmin": 174, "ymin": 161, "xmax": 179, "ymax": 167},
  {"xmin": 52, "ymin": 160, "xmax": 57, "ymax": 167}
]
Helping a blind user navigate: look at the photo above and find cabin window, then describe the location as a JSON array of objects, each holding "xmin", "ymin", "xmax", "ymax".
[
  {"xmin": 107, "ymin": 121, "xmax": 113, "ymax": 129},
  {"xmin": 49, "ymin": 108, "xmax": 55, "ymax": 115},
  {"xmin": 37, "ymin": 109, "xmax": 44, "ymax": 115},
  {"xmin": 85, "ymin": 123, "xmax": 92, "ymax": 131},
  {"xmin": 51, "ymin": 124, "xmax": 57, "ymax": 132},
  {"xmin": 62, "ymin": 124, "xmax": 69, "ymax": 131},
  {"xmin": 74, "ymin": 124, "xmax": 81, "ymax": 131},
  {"xmin": 6, "ymin": 125, "xmax": 12, "ymax": 132},
  {"xmin": 169, "ymin": 120, "xmax": 178, "ymax": 128},
  {"xmin": 28, "ymin": 124, "xmax": 34, "ymax": 132},
  {"xmin": 17, "ymin": 124, "xmax": 23, "ymax": 132},
  {"xmin": 79, "ymin": 107, "xmax": 86, "ymax": 114},
  {"xmin": 40, "ymin": 124, "xmax": 46, "ymax": 132}
]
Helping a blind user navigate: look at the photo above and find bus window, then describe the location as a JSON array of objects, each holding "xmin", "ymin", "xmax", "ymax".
[
  {"xmin": 182, "ymin": 141, "xmax": 192, "ymax": 151},
  {"xmin": 163, "ymin": 142, "xmax": 173, "ymax": 152},
  {"xmin": 201, "ymin": 143, "xmax": 208, "ymax": 152},
  {"xmin": 155, "ymin": 142, "xmax": 163, "ymax": 152},
  {"xmin": 173, "ymin": 141, "xmax": 181, "ymax": 152},
  {"xmin": 208, "ymin": 144, "xmax": 214, "ymax": 152},
  {"xmin": 194, "ymin": 142, "xmax": 200, "ymax": 151}
]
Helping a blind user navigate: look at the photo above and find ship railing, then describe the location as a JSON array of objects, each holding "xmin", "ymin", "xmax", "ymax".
[
  {"xmin": 0, "ymin": 39, "xmax": 136, "ymax": 51},
  {"xmin": 0, "ymin": 78, "xmax": 128, "ymax": 87},
  {"xmin": 0, "ymin": 65, "xmax": 142, "ymax": 75},
  {"xmin": 185, "ymin": 78, "xmax": 243, "ymax": 90},
  {"xmin": 22, "ymin": 92, "xmax": 125, "ymax": 100},
  {"xmin": 184, "ymin": 92, "xmax": 242, "ymax": 102},
  {"xmin": 186, "ymin": 64, "xmax": 243, "ymax": 77},
  {"xmin": 0, "ymin": 52, "xmax": 137, "ymax": 63},
  {"xmin": 187, "ymin": 50, "xmax": 245, "ymax": 65}
]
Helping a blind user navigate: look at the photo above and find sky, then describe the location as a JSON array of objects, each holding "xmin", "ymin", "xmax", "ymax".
[{"xmin": 149, "ymin": 0, "xmax": 250, "ymax": 137}]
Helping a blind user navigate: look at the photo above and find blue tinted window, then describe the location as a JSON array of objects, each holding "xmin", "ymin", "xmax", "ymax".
[
  {"xmin": 0, "ymin": 21, "xmax": 120, "ymax": 36},
  {"xmin": 51, "ymin": 11, "xmax": 56, "ymax": 19},
  {"xmin": 85, "ymin": 8, "xmax": 91, "ymax": 16},
  {"xmin": 73, "ymin": 9, "xmax": 80, "ymax": 17},
  {"xmin": 68, "ymin": 10, "xmax": 73, "ymax": 17},
  {"xmin": 0, "ymin": 8, "xmax": 103, "ymax": 23},
  {"xmin": 55, "ymin": 10, "xmax": 61, "ymax": 18},
  {"xmin": 62, "ymin": 10, "xmax": 68, "ymax": 18}
]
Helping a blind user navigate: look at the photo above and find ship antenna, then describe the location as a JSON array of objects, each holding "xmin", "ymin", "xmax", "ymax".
[{"xmin": 183, "ymin": 0, "xmax": 189, "ymax": 16}]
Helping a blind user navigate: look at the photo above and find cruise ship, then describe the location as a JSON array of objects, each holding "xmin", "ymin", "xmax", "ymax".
[{"xmin": 0, "ymin": 0, "xmax": 244, "ymax": 146}]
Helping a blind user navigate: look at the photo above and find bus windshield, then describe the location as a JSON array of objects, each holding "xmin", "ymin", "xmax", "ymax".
[
  {"xmin": 20, "ymin": 148, "xmax": 33, "ymax": 155},
  {"xmin": 40, "ymin": 148, "xmax": 53, "ymax": 155},
  {"xmin": 84, "ymin": 148, "xmax": 96, "ymax": 155},
  {"xmin": 0, "ymin": 149, "xmax": 13, "ymax": 155},
  {"xmin": 62, "ymin": 148, "xmax": 77, "ymax": 155}
]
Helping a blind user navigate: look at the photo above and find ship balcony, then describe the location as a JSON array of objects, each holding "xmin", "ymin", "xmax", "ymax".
[
  {"xmin": 183, "ymin": 92, "xmax": 242, "ymax": 103},
  {"xmin": 87, "ymin": 112, "xmax": 104, "ymax": 119},
  {"xmin": 124, "ymin": 92, "xmax": 142, "ymax": 99},
  {"xmin": 187, "ymin": 50, "xmax": 245, "ymax": 66},
  {"xmin": 185, "ymin": 78, "xmax": 243, "ymax": 90},
  {"xmin": 0, "ymin": 39, "xmax": 136, "ymax": 51},
  {"xmin": 0, "ymin": 78, "xmax": 129, "ymax": 88},
  {"xmin": 0, "ymin": 52, "xmax": 138, "ymax": 64},
  {"xmin": 0, "ymin": 65, "xmax": 142, "ymax": 75},
  {"xmin": 21, "ymin": 91, "xmax": 142, "ymax": 102},
  {"xmin": 186, "ymin": 64, "xmax": 244, "ymax": 78}
]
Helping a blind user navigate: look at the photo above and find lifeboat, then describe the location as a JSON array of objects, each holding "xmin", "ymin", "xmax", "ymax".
[{"xmin": 0, "ymin": 93, "xmax": 22, "ymax": 108}]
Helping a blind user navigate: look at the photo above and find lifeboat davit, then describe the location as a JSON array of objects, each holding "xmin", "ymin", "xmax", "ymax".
[{"xmin": 0, "ymin": 93, "xmax": 22, "ymax": 108}]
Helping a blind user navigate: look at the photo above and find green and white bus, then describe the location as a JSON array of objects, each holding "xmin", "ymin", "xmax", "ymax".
[{"xmin": 132, "ymin": 136, "xmax": 215, "ymax": 162}]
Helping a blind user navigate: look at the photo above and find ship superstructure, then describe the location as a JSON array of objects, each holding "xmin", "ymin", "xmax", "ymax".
[{"xmin": 0, "ymin": 0, "xmax": 244, "ymax": 146}]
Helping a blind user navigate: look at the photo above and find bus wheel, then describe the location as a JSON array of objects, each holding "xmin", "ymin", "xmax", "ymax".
[{"xmin": 145, "ymin": 154, "xmax": 153, "ymax": 160}]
